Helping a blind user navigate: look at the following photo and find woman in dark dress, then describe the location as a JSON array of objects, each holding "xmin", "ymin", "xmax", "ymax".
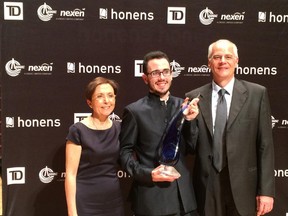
[{"xmin": 65, "ymin": 77, "xmax": 124, "ymax": 216}]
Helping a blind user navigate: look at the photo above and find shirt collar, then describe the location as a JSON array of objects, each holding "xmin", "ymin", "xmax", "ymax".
[
  {"xmin": 212, "ymin": 77, "xmax": 235, "ymax": 95},
  {"xmin": 148, "ymin": 91, "xmax": 170, "ymax": 104}
]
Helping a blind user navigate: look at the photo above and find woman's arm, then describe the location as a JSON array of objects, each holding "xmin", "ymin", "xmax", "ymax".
[{"xmin": 65, "ymin": 141, "xmax": 81, "ymax": 216}]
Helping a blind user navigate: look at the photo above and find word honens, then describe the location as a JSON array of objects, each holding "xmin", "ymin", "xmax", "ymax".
[{"xmin": 17, "ymin": 117, "xmax": 60, "ymax": 128}]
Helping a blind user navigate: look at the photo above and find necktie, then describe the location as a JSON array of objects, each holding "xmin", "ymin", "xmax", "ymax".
[{"xmin": 213, "ymin": 89, "xmax": 227, "ymax": 172}]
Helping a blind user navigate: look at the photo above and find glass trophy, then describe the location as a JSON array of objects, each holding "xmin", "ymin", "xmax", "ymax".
[{"xmin": 158, "ymin": 101, "xmax": 191, "ymax": 178}]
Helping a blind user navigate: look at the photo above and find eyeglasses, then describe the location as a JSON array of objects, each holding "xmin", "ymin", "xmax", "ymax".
[
  {"xmin": 211, "ymin": 55, "xmax": 235, "ymax": 61},
  {"xmin": 147, "ymin": 69, "xmax": 171, "ymax": 78}
]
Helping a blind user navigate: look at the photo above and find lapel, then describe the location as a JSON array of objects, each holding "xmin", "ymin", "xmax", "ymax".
[
  {"xmin": 227, "ymin": 79, "xmax": 248, "ymax": 129},
  {"xmin": 199, "ymin": 84, "xmax": 213, "ymax": 137}
]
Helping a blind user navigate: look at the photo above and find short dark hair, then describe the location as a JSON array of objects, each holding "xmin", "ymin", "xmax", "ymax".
[
  {"xmin": 85, "ymin": 77, "xmax": 119, "ymax": 101},
  {"xmin": 142, "ymin": 51, "xmax": 170, "ymax": 74}
]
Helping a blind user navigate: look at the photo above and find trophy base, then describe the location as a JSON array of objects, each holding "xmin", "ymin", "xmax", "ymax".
[{"xmin": 160, "ymin": 165, "xmax": 181, "ymax": 178}]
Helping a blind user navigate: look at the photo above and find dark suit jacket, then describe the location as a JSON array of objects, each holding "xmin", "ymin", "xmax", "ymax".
[
  {"xmin": 120, "ymin": 92, "xmax": 197, "ymax": 215},
  {"xmin": 186, "ymin": 79, "xmax": 275, "ymax": 215}
]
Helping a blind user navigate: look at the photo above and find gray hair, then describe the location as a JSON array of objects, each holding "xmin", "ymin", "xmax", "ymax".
[{"xmin": 208, "ymin": 39, "xmax": 238, "ymax": 59}]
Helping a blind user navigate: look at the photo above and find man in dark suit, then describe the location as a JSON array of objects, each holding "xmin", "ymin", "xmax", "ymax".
[
  {"xmin": 120, "ymin": 51, "xmax": 199, "ymax": 216},
  {"xmin": 186, "ymin": 39, "xmax": 275, "ymax": 216}
]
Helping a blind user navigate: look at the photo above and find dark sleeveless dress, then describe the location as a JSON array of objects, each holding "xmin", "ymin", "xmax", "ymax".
[{"xmin": 66, "ymin": 121, "xmax": 124, "ymax": 216}]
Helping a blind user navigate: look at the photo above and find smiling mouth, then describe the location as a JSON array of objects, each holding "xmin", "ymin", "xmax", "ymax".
[
  {"xmin": 218, "ymin": 67, "xmax": 229, "ymax": 71},
  {"xmin": 157, "ymin": 81, "xmax": 167, "ymax": 85}
]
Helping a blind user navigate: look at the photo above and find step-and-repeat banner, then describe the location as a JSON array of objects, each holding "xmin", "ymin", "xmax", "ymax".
[{"xmin": 1, "ymin": 1, "xmax": 288, "ymax": 215}]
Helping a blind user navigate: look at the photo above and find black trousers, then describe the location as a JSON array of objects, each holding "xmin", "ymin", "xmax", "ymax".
[
  {"xmin": 135, "ymin": 183, "xmax": 198, "ymax": 216},
  {"xmin": 204, "ymin": 166, "xmax": 241, "ymax": 216},
  {"xmin": 135, "ymin": 210, "xmax": 198, "ymax": 216}
]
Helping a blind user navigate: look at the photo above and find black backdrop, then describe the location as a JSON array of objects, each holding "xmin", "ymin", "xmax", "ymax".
[{"xmin": 1, "ymin": 1, "xmax": 288, "ymax": 215}]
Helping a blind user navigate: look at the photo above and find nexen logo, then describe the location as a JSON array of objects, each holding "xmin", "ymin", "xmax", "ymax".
[
  {"xmin": 6, "ymin": 116, "xmax": 61, "ymax": 128},
  {"xmin": 220, "ymin": 12, "xmax": 245, "ymax": 21},
  {"xmin": 28, "ymin": 63, "xmax": 53, "ymax": 72},
  {"xmin": 60, "ymin": 8, "xmax": 85, "ymax": 17},
  {"xmin": 188, "ymin": 65, "xmax": 211, "ymax": 73}
]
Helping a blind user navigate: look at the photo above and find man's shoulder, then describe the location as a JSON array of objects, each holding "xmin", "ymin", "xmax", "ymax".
[
  {"xmin": 124, "ymin": 95, "xmax": 152, "ymax": 112},
  {"xmin": 169, "ymin": 95, "xmax": 183, "ymax": 102},
  {"xmin": 185, "ymin": 83, "xmax": 211, "ymax": 97},
  {"xmin": 126, "ymin": 96, "xmax": 146, "ymax": 107},
  {"xmin": 125, "ymin": 94, "xmax": 182, "ymax": 111},
  {"xmin": 237, "ymin": 79, "xmax": 266, "ymax": 91}
]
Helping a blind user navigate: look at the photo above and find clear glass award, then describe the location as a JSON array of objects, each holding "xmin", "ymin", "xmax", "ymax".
[{"xmin": 158, "ymin": 101, "xmax": 191, "ymax": 178}]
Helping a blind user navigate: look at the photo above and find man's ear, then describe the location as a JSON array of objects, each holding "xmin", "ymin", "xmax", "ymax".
[{"xmin": 142, "ymin": 73, "xmax": 149, "ymax": 84}]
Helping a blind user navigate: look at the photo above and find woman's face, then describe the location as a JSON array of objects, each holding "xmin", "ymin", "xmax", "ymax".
[{"xmin": 87, "ymin": 83, "xmax": 116, "ymax": 119}]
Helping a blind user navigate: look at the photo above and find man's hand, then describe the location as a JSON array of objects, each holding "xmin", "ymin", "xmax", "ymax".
[
  {"xmin": 183, "ymin": 97, "xmax": 200, "ymax": 121},
  {"xmin": 151, "ymin": 165, "xmax": 180, "ymax": 182},
  {"xmin": 256, "ymin": 196, "xmax": 274, "ymax": 216}
]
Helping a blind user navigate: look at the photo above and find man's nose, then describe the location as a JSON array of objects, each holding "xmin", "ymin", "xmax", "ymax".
[
  {"xmin": 159, "ymin": 72, "xmax": 165, "ymax": 78},
  {"xmin": 220, "ymin": 56, "xmax": 227, "ymax": 62}
]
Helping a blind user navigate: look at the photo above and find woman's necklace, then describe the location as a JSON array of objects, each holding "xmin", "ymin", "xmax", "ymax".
[{"xmin": 90, "ymin": 116, "xmax": 111, "ymax": 130}]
